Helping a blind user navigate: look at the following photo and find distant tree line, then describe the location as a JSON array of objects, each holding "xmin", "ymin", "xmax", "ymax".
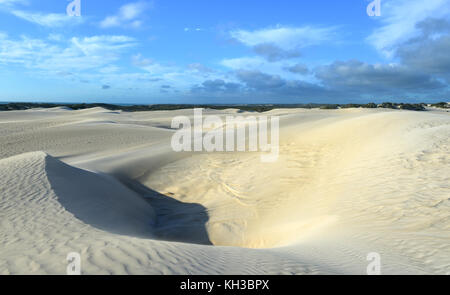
[{"xmin": 0, "ymin": 101, "xmax": 448, "ymax": 113}]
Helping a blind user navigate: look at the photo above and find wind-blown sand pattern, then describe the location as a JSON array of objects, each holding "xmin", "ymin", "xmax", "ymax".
[{"xmin": 0, "ymin": 107, "xmax": 449, "ymax": 274}]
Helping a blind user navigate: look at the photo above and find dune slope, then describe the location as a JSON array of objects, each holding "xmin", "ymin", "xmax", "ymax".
[{"xmin": 0, "ymin": 108, "xmax": 448, "ymax": 274}]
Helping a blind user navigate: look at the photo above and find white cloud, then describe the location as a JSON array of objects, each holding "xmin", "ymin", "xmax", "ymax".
[
  {"xmin": 0, "ymin": 30, "xmax": 222, "ymax": 93},
  {"xmin": 0, "ymin": 0, "xmax": 27, "ymax": 6},
  {"xmin": 135, "ymin": 60, "xmax": 177, "ymax": 75},
  {"xmin": 100, "ymin": 1, "xmax": 151, "ymax": 28},
  {"xmin": 131, "ymin": 54, "xmax": 183, "ymax": 79},
  {"xmin": 188, "ymin": 63, "xmax": 214, "ymax": 73},
  {"xmin": 99, "ymin": 65, "xmax": 120, "ymax": 74},
  {"xmin": 230, "ymin": 25, "xmax": 337, "ymax": 50},
  {"xmin": 47, "ymin": 33, "xmax": 63, "ymax": 42},
  {"xmin": 129, "ymin": 53, "xmax": 233, "ymax": 89},
  {"xmin": 71, "ymin": 35, "xmax": 135, "ymax": 56},
  {"xmin": 0, "ymin": 34, "xmax": 136, "ymax": 72},
  {"xmin": 120, "ymin": 2, "xmax": 146, "ymax": 20},
  {"xmin": 132, "ymin": 54, "xmax": 153, "ymax": 67},
  {"xmin": 0, "ymin": 0, "xmax": 81, "ymax": 28},
  {"xmin": 220, "ymin": 56, "xmax": 313, "ymax": 82},
  {"xmin": 184, "ymin": 27, "xmax": 204, "ymax": 32},
  {"xmin": 100, "ymin": 16, "xmax": 120, "ymax": 28},
  {"xmin": 11, "ymin": 10, "xmax": 84, "ymax": 27},
  {"xmin": 367, "ymin": 0, "xmax": 450, "ymax": 57},
  {"xmin": 221, "ymin": 56, "xmax": 266, "ymax": 70},
  {"xmin": 130, "ymin": 20, "xmax": 142, "ymax": 28},
  {"xmin": 0, "ymin": 34, "xmax": 49, "ymax": 64}
]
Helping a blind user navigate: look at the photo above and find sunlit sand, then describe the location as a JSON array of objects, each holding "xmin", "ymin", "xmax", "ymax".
[{"xmin": 0, "ymin": 107, "xmax": 448, "ymax": 274}]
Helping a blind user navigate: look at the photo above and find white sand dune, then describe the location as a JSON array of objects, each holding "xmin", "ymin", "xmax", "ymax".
[{"xmin": 0, "ymin": 107, "xmax": 449, "ymax": 274}]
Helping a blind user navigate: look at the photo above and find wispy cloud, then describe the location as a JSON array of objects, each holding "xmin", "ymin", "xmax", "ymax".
[
  {"xmin": 367, "ymin": 0, "xmax": 450, "ymax": 57},
  {"xmin": 0, "ymin": 0, "xmax": 27, "ymax": 6},
  {"xmin": 221, "ymin": 56, "xmax": 266, "ymax": 70},
  {"xmin": 230, "ymin": 25, "xmax": 337, "ymax": 50},
  {"xmin": 0, "ymin": 0, "xmax": 78, "ymax": 28},
  {"xmin": 11, "ymin": 10, "xmax": 84, "ymax": 27},
  {"xmin": 0, "ymin": 34, "xmax": 136, "ymax": 72},
  {"xmin": 132, "ymin": 53, "xmax": 182, "ymax": 75},
  {"xmin": 230, "ymin": 25, "xmax": 337, "ymax": 62},
  {"xmin": 100, "ymin": 1, "xmax": 151, "ymax": 28},
  {"xmin": 184, "ymin": 27, "xmax": 204, "ymax": 32},
  {"xmin": 188, "ymin": 63, "xmax": 214, "ymax": 73},
  {"xmin": 71, "ymin": 35, "xmax": 136, "ymax": 56},
  {"xmin": 131, "ymin": 53, "xmax": 153, "ymax": 67}
]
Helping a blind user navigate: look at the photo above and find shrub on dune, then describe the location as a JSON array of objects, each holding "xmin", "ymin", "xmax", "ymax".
[
  {"xmin": 398, "ymin": 104, "xmax": 426, "ymax": 111},
  {"xmin": 431, "ymin": 102, "xmax": 449, "ymax": 109},
  {"xmin": 320, "ymin": 104, "xmax": 339, "ymax": 109}
]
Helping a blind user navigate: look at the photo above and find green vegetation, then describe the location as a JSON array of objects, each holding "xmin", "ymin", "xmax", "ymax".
[
  {"xmin": 320, "ymin": 104, "xmax": 339, "ymax": 109},
  {"xmin": 364, "ymin": 103, "xmax": 378, "ymax": 108},
  {"xmin": 379, "ymin": 102, "xmax": 396, "ymax": 109},
  {"xmin": 431, "ymin": 102, "xmax": 449, "ymax": 109},
  {"xmin": 398, "ymin": 103, "xmax": 426, "ymax": 111},
  {"xmin": 0, "ymin": 101, "xmax": 447, "ymax": 113},
  {"xmin": 0, "ymin": 103, "xmax": 276, "ymax": 113}
]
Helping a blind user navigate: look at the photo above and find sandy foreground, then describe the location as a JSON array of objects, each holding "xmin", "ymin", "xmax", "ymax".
[{"xmin": 0, "ymin": 107, "xmax": 449, "ymax": 275}]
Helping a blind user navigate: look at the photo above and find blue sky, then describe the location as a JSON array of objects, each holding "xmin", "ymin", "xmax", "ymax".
[{"xmin": 0, "ymin": 0, "xmax": 449, "ymax": 104}]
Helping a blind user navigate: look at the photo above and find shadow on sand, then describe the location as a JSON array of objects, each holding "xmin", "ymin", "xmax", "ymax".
[
  {"xmin": 119, "ymin": 178, "xmax": 213, "ymax": 246},
  {"xmin": 47, "ymin": 154, "xmax": 212, "ymax": 245}
]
